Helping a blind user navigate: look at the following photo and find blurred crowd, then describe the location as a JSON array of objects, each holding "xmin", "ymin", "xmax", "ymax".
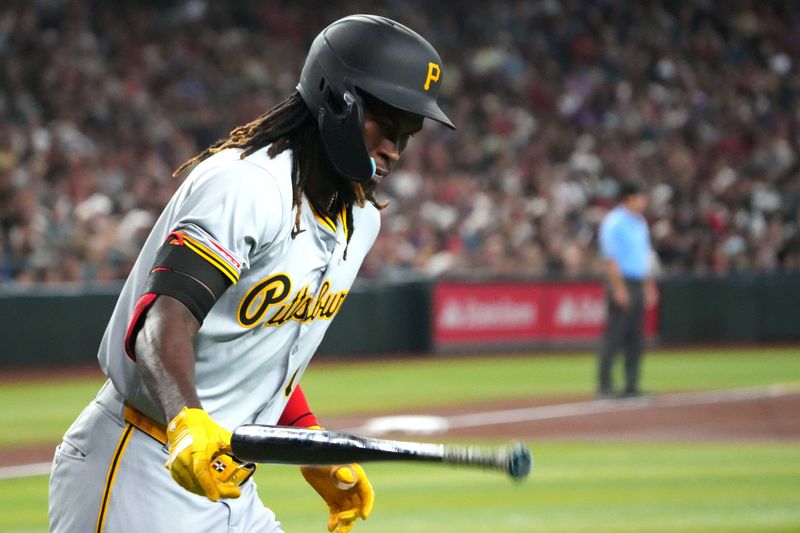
[{"xmin": 1, "ymin": 0, "xmax": 799, "ymax": 284}]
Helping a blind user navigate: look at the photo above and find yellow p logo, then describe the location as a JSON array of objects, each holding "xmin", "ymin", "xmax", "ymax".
[{"xmin": 424, "ymin": 62, "xmax": 441, "ymax": 91}]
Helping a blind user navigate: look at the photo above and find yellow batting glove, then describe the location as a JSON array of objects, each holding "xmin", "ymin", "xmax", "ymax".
[
  {"xmin": 301, "ymin": 463, "xmax": 374, "ymax": 533},
  {"xmin": 165, "ymin": 407, "xmax": 241, "ymax": 502}
]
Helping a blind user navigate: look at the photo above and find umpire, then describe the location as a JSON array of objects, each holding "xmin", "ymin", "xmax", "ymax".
[{"xmin": 597, "ymin": 181, "xmax": 658, "ymax": 398}]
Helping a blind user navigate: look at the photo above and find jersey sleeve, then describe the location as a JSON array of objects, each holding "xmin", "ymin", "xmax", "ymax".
[
  {"xmin": 170, "ymin": 160, "xmax": 287, "ymax": 281},
  {"xmin": 599, "ymin": 215, "xmax": 620, "ymax": 260},
  {"xmin": 123, "ymin": 157, "xmax": 288, "ymax": 361}
]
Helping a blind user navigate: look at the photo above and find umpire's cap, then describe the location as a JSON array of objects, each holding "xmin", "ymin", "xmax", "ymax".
[{"xmin": 298, "ymin": 14, "xmax": 454, "ymax": 183}]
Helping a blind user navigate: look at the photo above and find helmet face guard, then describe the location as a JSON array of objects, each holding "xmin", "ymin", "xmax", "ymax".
[{"xmin": 298, "ymin": 14, "xmax": 455, "ymax": 183}]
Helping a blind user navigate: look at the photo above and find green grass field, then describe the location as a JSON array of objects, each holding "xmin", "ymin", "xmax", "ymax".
[{"xmin": 1, "ymin": 347, "xmax": 799, "ymax": 532}]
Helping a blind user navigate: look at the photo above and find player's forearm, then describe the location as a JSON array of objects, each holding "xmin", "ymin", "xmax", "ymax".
[
  {"xmin": 136, "ymin": 295, "xmax": 203, "ymax": 421},
  {"xmin": 603, "ymin": 259, "xmax": 626, "ymax": 290},
  {"xmin": 644, "ymin": 276, "xmax": 659, "ymax": 305}
]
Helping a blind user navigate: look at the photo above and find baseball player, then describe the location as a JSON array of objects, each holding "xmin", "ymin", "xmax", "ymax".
[{"xmin": 48, "ymin": 14, "xmax": 454, "ymax": 533}]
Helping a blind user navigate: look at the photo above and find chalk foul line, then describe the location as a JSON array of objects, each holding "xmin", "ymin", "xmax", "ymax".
[{"xmin": 0, "ymin": 462, "xmax": 52, "ymax": 481}]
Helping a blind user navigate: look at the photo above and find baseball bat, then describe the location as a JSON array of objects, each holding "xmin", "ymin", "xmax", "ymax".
[{"xmin": 231, "ymin": 425, "xmax": 532, "ymax": 481}]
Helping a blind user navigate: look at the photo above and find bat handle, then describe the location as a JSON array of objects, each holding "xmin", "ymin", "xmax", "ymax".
[{"xmin": 443, "ymin": 442, "xmax": 532, "ymax": 480}]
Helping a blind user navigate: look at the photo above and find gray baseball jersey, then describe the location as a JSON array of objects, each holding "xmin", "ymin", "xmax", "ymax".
[
  {"xmin": 99, "ymin": 146, "xmax": 379, "ymax": 429},
  {"xmin": 49, "ymin": 146, "xmax": 379, "ymax": 533}
]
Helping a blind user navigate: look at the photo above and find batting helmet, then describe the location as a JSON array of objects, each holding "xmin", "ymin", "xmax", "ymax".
[{"xmin": 297, "ymin": 14, "xmax": 455, "ymax": 183}]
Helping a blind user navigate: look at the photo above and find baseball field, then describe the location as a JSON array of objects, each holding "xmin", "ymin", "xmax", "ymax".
[{"xmin": 1, "ymin": 347, "xmax": 799, "ymax": 532}]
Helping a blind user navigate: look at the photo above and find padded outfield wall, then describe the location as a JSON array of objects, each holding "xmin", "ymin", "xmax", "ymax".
[{"xmin": 0, "ymin": 274, "xmax": 798, "ymax": 366}]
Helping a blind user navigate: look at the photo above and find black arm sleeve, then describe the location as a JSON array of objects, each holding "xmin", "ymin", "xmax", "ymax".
[{"xmin": 143, "ymin": 240, "xmax": 233, "ymax": 323}]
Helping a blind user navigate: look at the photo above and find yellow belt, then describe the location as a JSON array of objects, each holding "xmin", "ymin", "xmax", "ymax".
[{"xmin": 123, "ymin": 403, "xmax": 168, "ymax": 444}]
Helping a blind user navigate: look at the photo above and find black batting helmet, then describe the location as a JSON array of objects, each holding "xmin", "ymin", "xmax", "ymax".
[{"xmin": 297, "ymin": 14, "xmax": 455, "ymax": 183}]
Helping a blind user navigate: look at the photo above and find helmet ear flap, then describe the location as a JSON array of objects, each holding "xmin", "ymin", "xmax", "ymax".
[{"xmin": 317, "ymin": 87, "xmax": 374, "ymax": 183}]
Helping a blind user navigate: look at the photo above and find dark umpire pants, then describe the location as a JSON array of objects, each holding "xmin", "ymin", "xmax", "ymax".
[{"xmin": 598, "ymin": 279, "xmax": 645, "ymax": 394}]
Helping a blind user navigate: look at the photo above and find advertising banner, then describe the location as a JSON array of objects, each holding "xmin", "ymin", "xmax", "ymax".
[{"xmin": 433, "ymin": 281, "xmax": 658, "ymax": 349}]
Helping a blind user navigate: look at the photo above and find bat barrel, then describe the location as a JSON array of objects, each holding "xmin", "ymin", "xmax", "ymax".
[
  {"xmin": 231, "ymin": 425, "xmax": 445, "ymax": 465},
  {"xmin": 231, "ymin": 425, "xmax": 532, "ymax": 481}
]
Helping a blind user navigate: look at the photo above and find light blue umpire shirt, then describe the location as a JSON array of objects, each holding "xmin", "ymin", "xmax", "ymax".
[{"xmin": 599, "ymin": 205, "xmax": 652, "ymax": 280}]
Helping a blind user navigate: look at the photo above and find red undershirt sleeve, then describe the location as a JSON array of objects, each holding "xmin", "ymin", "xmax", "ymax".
[{"xmin": 278, "ymin": 385, "xmax": 320, "ymax": 428}]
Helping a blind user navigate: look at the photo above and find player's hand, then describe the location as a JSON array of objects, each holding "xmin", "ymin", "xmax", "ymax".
[
  {"xmin": 301, "ymin": 463, "xmax": 374, "ymax": 533},
  {"xmin": 165, "ymin": 407, "xmax": 241, "ymax": 501}
]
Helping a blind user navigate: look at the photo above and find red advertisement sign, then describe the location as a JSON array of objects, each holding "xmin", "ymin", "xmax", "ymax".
[{"xmin": 433, "ymin": 281, "xmax": 658, "ymax": 348}]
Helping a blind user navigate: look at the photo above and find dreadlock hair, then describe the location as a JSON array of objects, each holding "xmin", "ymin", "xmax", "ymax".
[{"xmin": 173, "ymin": 90, "xmax": 387, "ymax": 256}]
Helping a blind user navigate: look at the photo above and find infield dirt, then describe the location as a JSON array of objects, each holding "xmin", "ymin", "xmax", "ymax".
[{"xmin": 323, "ymin": 389, "xmax": 800, "ymax": 443}]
